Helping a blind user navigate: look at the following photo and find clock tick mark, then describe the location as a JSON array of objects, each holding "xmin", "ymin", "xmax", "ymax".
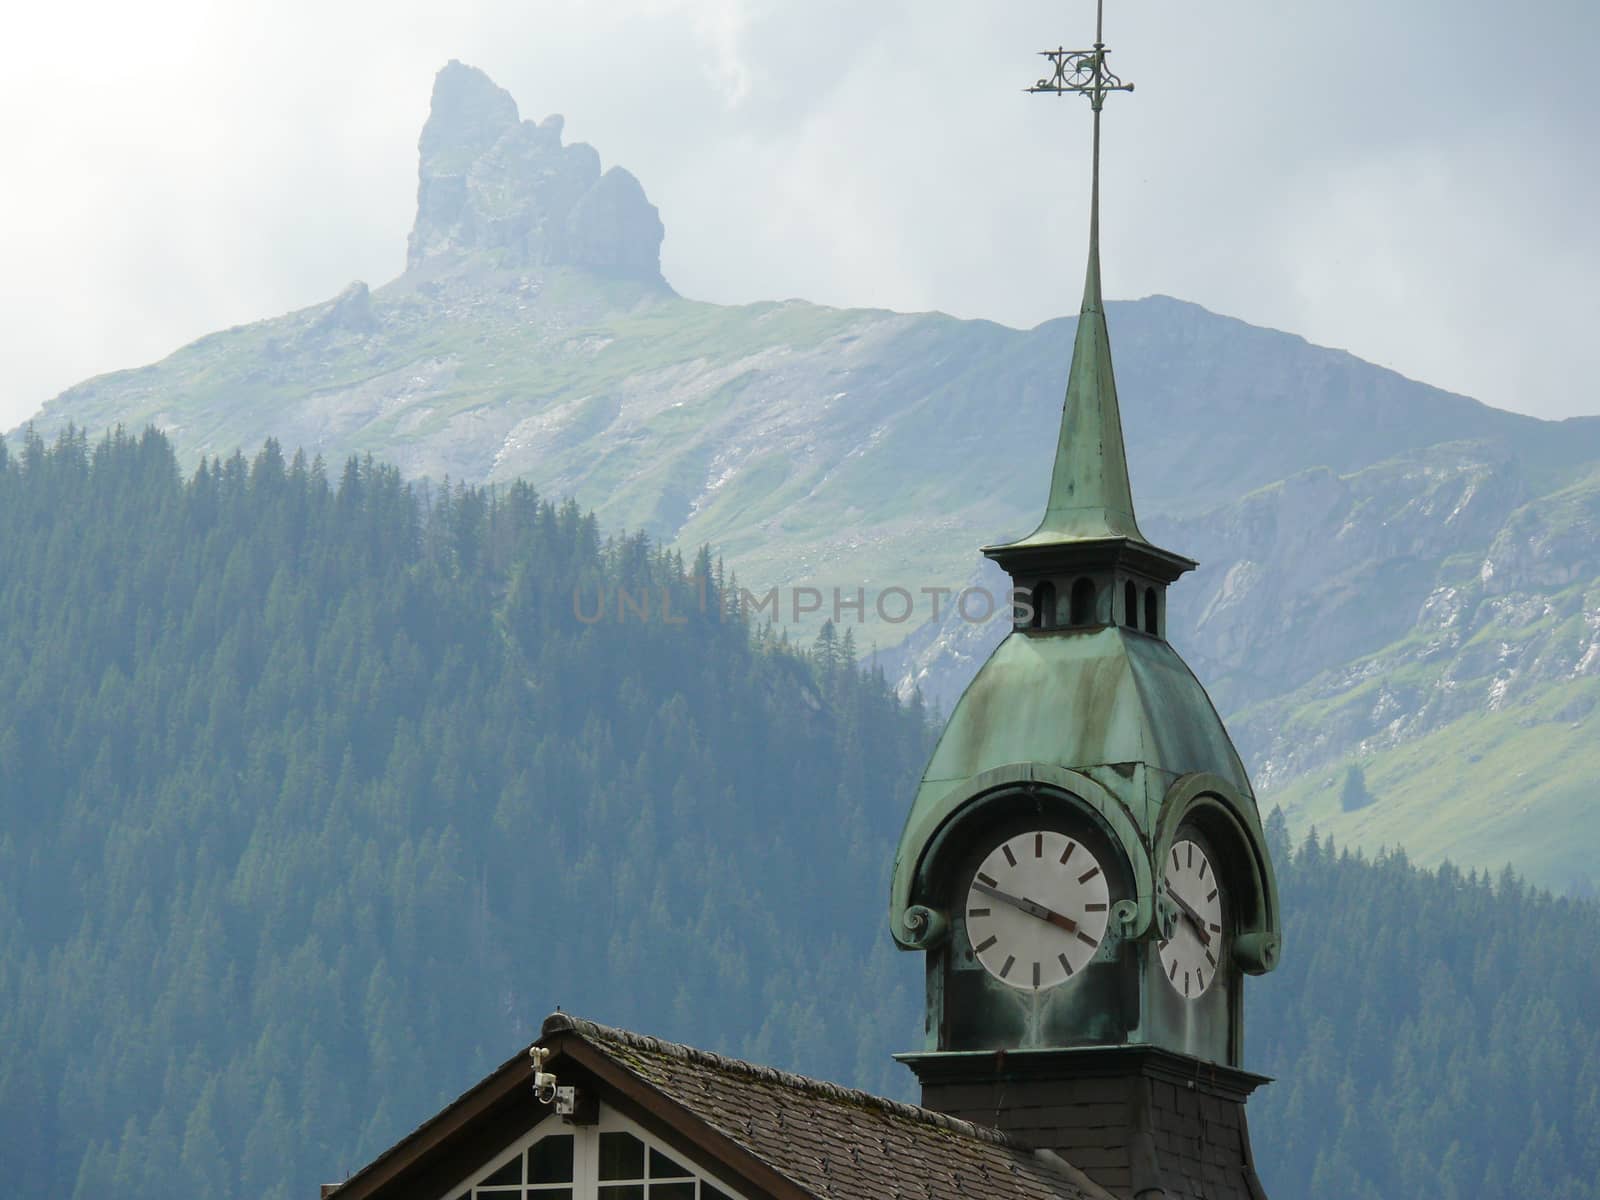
[
  {"xmin": 1076, "ymin": 931, "xmax": 1098, "ymax": 949},
  {"xmin": 1032, "ymin": 961, "xmax": 1040, "ymax": 988},
  {"xmin": 974, "ymin": 935, "xmax": 998, "ymax": 953},
  {"xmin": 977, "ymin": 872, "xmax": 998, "ymax": 888},
  {"xmin": 1186, "ymin": 844, "xmax": 1193, "ymax": 869},
  {"xmin": 1172, "ymin": 848, "xmax": 1180, "ymax": 870},
  {"xmin": 1184, "ymin": 971, "xmax": 1191, "ymax": 997},
  {"xmin": 1206, "ymin": 888, "xmax": 1218, "ymax": 902},
  {"xmin": 1058, "ymin": 952, "xmax": 1074, "ymax": 977},
  {"xmin": 1002, "ymin": 845, "xmax": 1017, "ymax": 867},
  {"xmin": 1199, "ymin": 858, "xmax": 1208, "ymax": 880},
  {"xmin": 968, "ymin": 907, "xmax": 991, "ymax": 918},
  {"xmin": 1060, "ymin": 842, "xmax": 1076, "ymax": 865},
  {"xmin": 1168, "ymin": 958, "xmax": 1178, "ymax": 981},
  {"xmin": 1077, "ymin": 866, "xmax": 1101, "ymax": 884},
  {"xmin": 1000, "ymin": 955, "xmax": 1016, "ymax": 979},
  {"xmin": 1204, "ymin": 948, "xmax": 1217, "ymax": 968},
  {"xmin": 1085, "ymin": 902, "xmax": 1107, "ymax": 912},
  {"xmin": 1208, "ymin": 922, "xmax": 1221, "ymax": 933},
  {"xmin": 1034, "ymin": 833, "xmax": 1043, "ymax": 858}
]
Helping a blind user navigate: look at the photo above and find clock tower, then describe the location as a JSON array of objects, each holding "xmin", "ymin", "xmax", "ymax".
[{"xmin": 888, "ymin": 8, "xmax": 1282, "ymax": 1197}]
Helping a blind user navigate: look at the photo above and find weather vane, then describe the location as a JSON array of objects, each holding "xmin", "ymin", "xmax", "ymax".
[
  {"xmin": 1026, "ymin": 0, "xmax": 1134, "ymax": 112},
  {"xmin": 1027, "ymin": 0, "xmax": 1133, "ymax": 298}
]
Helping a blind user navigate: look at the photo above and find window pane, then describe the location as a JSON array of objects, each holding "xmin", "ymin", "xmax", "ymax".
[
  {"xmin": 599, "ymin": 1187, "xmax": 645, "ymax": 1200},
  {"xmin": 530, "ymin": 1134, "xmax": 575, "ymax": 1183},
  {"xmin": 702, "ymin": 1184, "xmax": 733, "ymax": 1200},
  {"xmin": 599, "ymin": 1132, "xmax": 645, "ymax": 1180},
  {"xmin": 526, "ymin": 1190, "xmax": 572, "ymax": 1199},
  {"xmin": 480, "ymin": 1154, "xmax": 522, "ymax": 1186},
  {"xmin": 650, "ymin": 1183, "xmax": 695, "ymax": 1200},
  {"xmin": 649, "ymin": 1148, "xmax": 690, "ymax": 1179}
]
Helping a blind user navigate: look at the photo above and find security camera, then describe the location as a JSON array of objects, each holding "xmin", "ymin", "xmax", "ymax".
[{"xmin": 534, "ymin": 1071, "xmax": 558, "ymax": 1105}]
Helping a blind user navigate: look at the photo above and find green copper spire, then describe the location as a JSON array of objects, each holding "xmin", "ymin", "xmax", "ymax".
[
  {"xmin": 1007, "ymin": 5, "xmax": 1147, "ymax": 550},
  {"xmin": 890, "ymin": 8, "xmax": 1279, "ymax": 1113}
]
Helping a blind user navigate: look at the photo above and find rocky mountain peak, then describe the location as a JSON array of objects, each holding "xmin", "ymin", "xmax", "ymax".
[{"xmin": 406, "ymin": 61, "xmax": 666, "ymax": 284}]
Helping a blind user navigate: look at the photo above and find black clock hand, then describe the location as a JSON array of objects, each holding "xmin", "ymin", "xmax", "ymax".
[
  {"xmin": 1168, "ymin": 889, "xmax": 1212, "ymax": 946},
  {"xmin": 971, "ymin": 880, "xmax": 1079, "ymax": 934}
]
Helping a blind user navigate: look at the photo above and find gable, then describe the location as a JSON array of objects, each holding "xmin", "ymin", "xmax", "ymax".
[
  {"xmin": 319, "ymin": 1037, "xmax": 781, "ymax": 1200},
  {"xmin": 441, "ymin": 1101, "xmax": 748, "ymax": 1200}
]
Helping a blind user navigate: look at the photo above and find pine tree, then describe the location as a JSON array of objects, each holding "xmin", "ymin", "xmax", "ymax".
[{"xmin": 1340, "ymin": 763, "xmax": 1374, "ymax": 812}]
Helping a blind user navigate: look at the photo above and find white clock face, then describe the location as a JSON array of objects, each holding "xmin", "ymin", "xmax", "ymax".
[
  {"xmin": 965, "ymin": 830, "xmax": 1111, "ymax": 992},
  {"xmin": 1159, "ymin": 839, "xmax": 1223, "ymax": 1000}
]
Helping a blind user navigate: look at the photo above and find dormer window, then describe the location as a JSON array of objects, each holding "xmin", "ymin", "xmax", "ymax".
[
  {"xmin": 1144, "ymin": 587, "xmax": 1159, "ymax": 636},
  {"xmin": 1123, "ymin": 581, "xmax": 1137, "ymax": 627}
]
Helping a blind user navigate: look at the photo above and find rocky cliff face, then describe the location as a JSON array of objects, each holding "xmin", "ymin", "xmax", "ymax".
[
  {"xmin": 883, "ymin": 443, "xmax": 1600, "ymax": 892},
  {"xmin": 407, "ymin": 61, "xmax": 666, "ymax": 282}
]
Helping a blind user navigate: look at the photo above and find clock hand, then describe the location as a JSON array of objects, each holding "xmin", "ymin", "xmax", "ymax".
[
  {"xmin": 1168, "ymin": 889, "xmax": 1212, "ymax": 946},
  {"xmin": 971, "ymin": 880, "xmax": 1079, "ymax": 934}
]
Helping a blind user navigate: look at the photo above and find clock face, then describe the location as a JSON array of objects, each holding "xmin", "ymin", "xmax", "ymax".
[
  {"xmin": 965, "ymin": 830, "xmax": 1111, "ymax": 992},
  {"xmin": 1159, "ymin": 838, "xmax": 1223, "ymax": 1000}
]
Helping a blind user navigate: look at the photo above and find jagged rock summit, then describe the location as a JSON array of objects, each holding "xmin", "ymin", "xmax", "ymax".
[{"xmin": 407, "ymin": 60, "xmax": 667, "ymax": 283}]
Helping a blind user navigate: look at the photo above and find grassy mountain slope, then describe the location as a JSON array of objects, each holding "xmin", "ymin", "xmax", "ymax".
[
  {"xmin": 1222, "ymin": 468, "xmax": 1600, "ymax": 892},
  {"xmin": 20, "ymin": 61, "xmax": 1600, "ymax": 889},
  {"xmin": 32, "ymin": 269, "xmax": 1600, "ymax": 634},
  {"xmin": 1177, "ymin": 455, "xmax": 1600, "ymax": 891}
]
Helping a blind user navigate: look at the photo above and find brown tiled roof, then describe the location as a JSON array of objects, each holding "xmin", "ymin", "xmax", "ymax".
[{"xmin": 544, "ymin": 1013, "xmax": 1112, "ymax": 1200}]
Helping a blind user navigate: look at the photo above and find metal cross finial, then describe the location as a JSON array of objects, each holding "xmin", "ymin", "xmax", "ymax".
[
  {"xmin": 1025, "ymin": 0, "xmax": 1134, "ymax": 111},
  {"xmin": 1026, "ymin": 0, "xmax": 1132, "ymax": 312}
]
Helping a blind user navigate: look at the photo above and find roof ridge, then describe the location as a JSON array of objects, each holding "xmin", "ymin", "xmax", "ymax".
[{"xmin": 540, "ymin": 1012, "xmax": 1031, "ymax": 1151}]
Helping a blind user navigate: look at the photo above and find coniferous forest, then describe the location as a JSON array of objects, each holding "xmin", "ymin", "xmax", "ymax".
[{"xmin": 0, "ymin": 428, "xmax": 1596, "ymax": 1199}]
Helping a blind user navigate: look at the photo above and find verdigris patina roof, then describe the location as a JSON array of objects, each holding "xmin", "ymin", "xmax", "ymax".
[
  {"xmin": 994, "ymin": 246, "xmax": 1149, "ymax": 551},
  {"xmin": 922, "ymin": 628, "xmax": 1249, "ymax": 791},
  {"xmin": 890, "ymin": 626, "xmax": 1253, "ymax": 931}
]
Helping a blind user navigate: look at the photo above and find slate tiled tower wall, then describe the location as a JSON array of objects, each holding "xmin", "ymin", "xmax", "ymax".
[{"xmin": 910, "ymin": 1048, "xmax": 1270, "ymax": 1200}]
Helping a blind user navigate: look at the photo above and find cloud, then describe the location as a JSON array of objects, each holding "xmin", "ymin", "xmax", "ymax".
[
  {"xmin": 1, "ymin": 0, "xmax": 1595, "ymax": 434},
  {"xmin": 688, "ymin": 0, "xmax": 754, "ymax": 108}
]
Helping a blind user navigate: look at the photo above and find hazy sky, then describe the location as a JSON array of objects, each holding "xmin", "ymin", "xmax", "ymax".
[{"xmin": 3, "ymin": 0, "xmax": 1596, "ymax": 433}]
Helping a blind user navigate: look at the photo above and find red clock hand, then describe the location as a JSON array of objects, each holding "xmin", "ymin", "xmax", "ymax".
[
  {"xmin": 1169, "ymin": 889, "xmax": 1212, "ymax": 946},
  {"xmin": 972, "ymin": 880, "xmax": 1080, "ymax": 934}
]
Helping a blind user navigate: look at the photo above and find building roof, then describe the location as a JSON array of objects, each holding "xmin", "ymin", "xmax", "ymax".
[
  {"xmin": 548, "ymin": 1014, "xmax": 1113, "ymax": 1200},
  {"xmin": 889, "ymin": 626, "xmax": 1264, "ymax": 945},
  {"xmin": 323, "ymin": 1012, "xmax": 1114, "ymax": 1200},
  {"xmin": 993, "ymin": 239, "xmax": 1150, "ymax": 553},
  {"xmin": 916, "ymin": 629, "xmax": 1251, "ymax": 798}
]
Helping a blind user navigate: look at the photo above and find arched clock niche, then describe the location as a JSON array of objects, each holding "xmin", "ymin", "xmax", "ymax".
[
  {"xmin": 904, "ymin": 781, "xmax": 1141, "ymax": 1053},
  {"xmin": 1149, "ymin": 821, "xmax": 1232, "ymax": 1064},
  {"xmin": 1149, "ymin": 774, "xmax": 1283, "ymax": 1068}
]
